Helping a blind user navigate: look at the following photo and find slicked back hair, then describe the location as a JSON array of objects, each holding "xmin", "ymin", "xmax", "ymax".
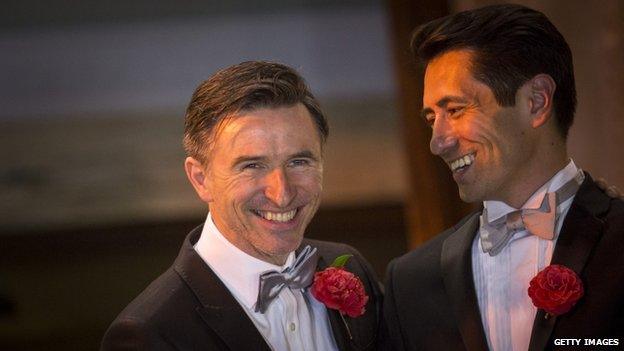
[
  {"xmin": 411, "ymin": 4, "xmax": 576, "ymax": 139},
  {"xmin": 183, "ymin": 61, "xmax": 328, "ymax": 163}
]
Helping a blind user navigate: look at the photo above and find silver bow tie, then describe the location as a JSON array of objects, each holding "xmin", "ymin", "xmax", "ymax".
[
  {"xmin": 254, "ymin": 245, "xmax": 319, "ymax": 313},
  {"xmin": 480, "ymin": 170, "xmax": 584, "ymax": 256}
]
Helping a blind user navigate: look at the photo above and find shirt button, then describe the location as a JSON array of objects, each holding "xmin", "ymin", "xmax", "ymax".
[{"xmin": 289, "ymin": 322, "xmax": 296, "ymax": 331}]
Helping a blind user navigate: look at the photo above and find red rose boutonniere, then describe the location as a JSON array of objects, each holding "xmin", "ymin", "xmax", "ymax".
[
  {"xmin": 311, "ymin": 254, "xmax": 369, "ymax": 318},
  {"xmin": 528, "ymin": 264, "xmax": 584, "ymax": 317}
]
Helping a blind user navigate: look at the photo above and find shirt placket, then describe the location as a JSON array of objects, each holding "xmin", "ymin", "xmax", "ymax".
[{"xmin": 280, "ymin": 288, "xmax": 305, "ymax": 351}]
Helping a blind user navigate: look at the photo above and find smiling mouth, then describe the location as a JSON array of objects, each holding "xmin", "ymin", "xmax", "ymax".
[
  {"xmin": 449, "ymin": 153, "xmax": 475, "ymax": 172},
  {"xmin": 252, "ymin": 208, "xmax": 298, "ymax": 223}
]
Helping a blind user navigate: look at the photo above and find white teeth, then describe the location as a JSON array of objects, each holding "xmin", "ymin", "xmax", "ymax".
[
  {"xmin": 258, "ymin": 209, "xmax": 297, "ymax": 222},
  {"xmin": 450, "ymin": 153, "xmax": 475, "ymax": 172}
]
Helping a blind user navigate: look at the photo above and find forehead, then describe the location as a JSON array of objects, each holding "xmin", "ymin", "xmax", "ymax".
[
  {"xmin": 423, "ymin": 49, "xmax": 492, "ymax": 105},
  {"xmin": 212, "ymin": 103, "xmax": 321, "ymax": 154},
  {"xmin": 425, "ymin": 50, "xmax": 475, "ymax": 87}
]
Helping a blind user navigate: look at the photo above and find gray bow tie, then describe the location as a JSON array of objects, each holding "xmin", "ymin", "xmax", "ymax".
[
  {"xmin": 480, "ymin": 170, "xmax": 584, "ymax": 256},
  {"xmin": 254, "ymin": 245, "xmax": 319, "ymax": 313}
]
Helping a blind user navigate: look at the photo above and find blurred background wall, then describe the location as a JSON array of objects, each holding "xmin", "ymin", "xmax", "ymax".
[{"xmin": 1, "ymin": 0, "xmax": 621, "ymax": 349}]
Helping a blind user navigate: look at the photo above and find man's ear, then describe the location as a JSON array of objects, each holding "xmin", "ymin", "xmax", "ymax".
[
  {"xmin": 184, "ymin": 156, "xmax": 213, "ymax": 203},
  {"xmin": 527, "ymin": 74, "xmax": 556, "ymax": 128}
]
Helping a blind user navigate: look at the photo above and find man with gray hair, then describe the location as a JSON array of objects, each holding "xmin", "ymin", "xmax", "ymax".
[{"xmin": 102, "ymin": 61, "xmax": 382, "ymax": 351}]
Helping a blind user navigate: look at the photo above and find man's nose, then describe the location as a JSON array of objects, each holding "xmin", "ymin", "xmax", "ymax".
[
  {"xmin": 264, "ymin": 168, "xmax": 295, "ymax": 207},
  {"xmin": 429, "ymin": 116, "xmax": 458, "ymax": 156}
]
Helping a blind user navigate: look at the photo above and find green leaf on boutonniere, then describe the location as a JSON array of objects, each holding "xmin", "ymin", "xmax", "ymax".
[{"xmin": 331, "ymin": 254, "xmax": 353, "ymax": 268}]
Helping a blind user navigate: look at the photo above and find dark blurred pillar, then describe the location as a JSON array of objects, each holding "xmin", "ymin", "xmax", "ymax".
[{"xmin": 386, "ymin": 0, "xmax": 475, "ymax": 249}]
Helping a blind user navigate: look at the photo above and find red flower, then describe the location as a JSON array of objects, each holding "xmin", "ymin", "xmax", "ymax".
[
  {"xmin": 311, "ymin": 267, "xmax": 369, "ymax": 318},
  {"xmin": 528, "ymin": 264, "xmax": 584, "ymax": 316}
]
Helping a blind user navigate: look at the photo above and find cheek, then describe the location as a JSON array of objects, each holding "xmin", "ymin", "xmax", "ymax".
[
  {"xmin": 466, "ymin": 118, "xmax": 511, "ymax": 159},
  {"xmin": 492, "ymin": 124, "xmax": 528, "ymax": 161},
  {"xmin": 294, "ymin": 169, "xmax": 323, "ymax": 194},
  {"xmin": 214, "ymin": 174, "xmax": 262, "ymax": 207},
  {"xmin": 453, "ymin": 115, "xmax": 486, "ymax": 143},
  {"xmin": 466, "ymin": 116, "xmax": 494, "ymax": 139}
]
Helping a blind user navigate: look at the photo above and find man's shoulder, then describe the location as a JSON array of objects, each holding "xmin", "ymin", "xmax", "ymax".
[
  {"xmin": 389, "ymin": 211, "xmax": 479, "ymax": 273},
  {"xmin": 101, "ymin": 265, "xmax": 203, "ymax": 350},
  {"xmin": 591, "ymin": 188, "xmax": 624, "ymax": 245},
  {"xmin": 606, "ymin": 196, "xmax": 624, "ymax": 220},
  {"xmin": 596, "ymin": 193, "xmax": 624, "ymax": 236},
  {"xmin": 600, "ymin": 187, "xmax": 624, "ymax": 219},
  {"xmin": 110, "ymin": 267, "xmax": 194, "ymax": 326},
  {"xmin": 573, "ymin": 174, "xmax": 624, "ymax": 225}
]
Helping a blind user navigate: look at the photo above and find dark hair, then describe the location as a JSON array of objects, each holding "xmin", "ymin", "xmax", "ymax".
[
  {"xmin": 183, "ymin": 61, "xmax": 328, "ymax": 162},
  {"xmin": 411, "ymin": 4, "xmax": 576, "ymax": 138}
]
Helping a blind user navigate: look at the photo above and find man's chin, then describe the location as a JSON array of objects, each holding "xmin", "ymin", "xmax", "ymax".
[
  {"xmin": 262, "ymin": 231, "xmax": 304, "ymax": 254},
  {"xmin": 457, "ymin": 186, "xmax": 481, "ymax": 204},
  {"xmin": 279, "ymin": 234, "xmax": 305, "ymax": 252},
  {"xmin": 458, "ymin": 189, "xmax": 470, "ymax": 202}
]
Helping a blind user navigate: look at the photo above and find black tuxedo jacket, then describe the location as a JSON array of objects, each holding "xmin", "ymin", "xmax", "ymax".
[
  {"xmin": 101, "ymin": 226, "xmax": 382, "ymax": 351},
  {"xmin": 383, "ymin": 175, "xmax": 624, "ymax": 350}
]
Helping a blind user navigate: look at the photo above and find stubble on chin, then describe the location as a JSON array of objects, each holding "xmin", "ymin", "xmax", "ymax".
[{"xmin": 456, "ymin": 181, "xmax": 485, "ymax": 204}]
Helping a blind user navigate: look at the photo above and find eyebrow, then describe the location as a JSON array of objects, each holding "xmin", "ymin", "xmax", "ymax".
[
  {"xmin": 420, "ymin": 95, "xmax": 469, "ymax": 120},
  {"xmin": 290, "ymin": 150, "xmax": 318, "ymax": 161}
]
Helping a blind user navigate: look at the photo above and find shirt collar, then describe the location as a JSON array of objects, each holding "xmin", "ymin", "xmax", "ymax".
[
  {"xmin": 194, "ymin": 212, "xmax": 295, "ymax": 309},
  {"xmin": 484, "ymin": 159, "xmax": 580, "ymax": 223}
]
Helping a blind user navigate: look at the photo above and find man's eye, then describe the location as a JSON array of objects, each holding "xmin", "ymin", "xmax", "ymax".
[
  {"xmin": 424, "ymin": 114, "xmax": 435, "ymax": 127},
  {"xmin": 242, "ymin": 163, "xmax": 262, "ymax": 170},
  {"xmin": 448, "ymin": 107, "xmax": 464, "ymax": 116},
  {"xmin": 289, "ymin": 159, "xmax": 310, "ymax": 167}
]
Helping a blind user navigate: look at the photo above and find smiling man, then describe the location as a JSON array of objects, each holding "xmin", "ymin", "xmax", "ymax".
[
  {"xmin": 383, "ymin": 4, "xmax": 624, "ymax": 351},
  {"xmin": 101, "ymin": 61, "xmax": 382, "ymax": 351}
]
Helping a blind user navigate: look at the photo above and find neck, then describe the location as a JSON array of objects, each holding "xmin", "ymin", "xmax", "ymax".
[
  {"xmin": 224, "ymin": 232, "xmax": 289, "ymax": 266},
  {"xmin": 257, "ymin": 252, "xmax": 289, "ymax": 266},
  {"xmin": 210, "ymin": 213, "xmax": 290, "ymax": 266},
  {"xmin": 501, "ymin": 143, "xmax": 568, "ymax": 208}
]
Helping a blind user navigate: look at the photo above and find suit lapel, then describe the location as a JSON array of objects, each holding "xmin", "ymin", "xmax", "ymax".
[
  {"xmin": 441, "ymin": 212, "xmax": 490, "ymax": 351},
  {"xmin": 174, "ymin": 227, "xmax": 271, "ymax": 351},
  {"xmin": 529, "ymin": 175, "xmax": 608, "ymax": 351}
]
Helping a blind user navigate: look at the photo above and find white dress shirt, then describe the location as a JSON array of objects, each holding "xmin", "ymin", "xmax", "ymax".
[
  {"xmin": 472, "ymin": 160, "xmax": 581, "ymax": 351},
  {"xmin": 194, "ymin": 213, "xmax": 338, "ymax": 351}
]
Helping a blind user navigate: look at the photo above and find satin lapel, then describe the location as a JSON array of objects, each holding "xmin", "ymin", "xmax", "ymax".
[
  {"xmin": 441, "ymin": 212, "xmax": 490, "ymax": 351},
  {"xmin": 174, "ymin": 227, "xmax": 271, "ymax": 351},
  {"xmin": 529, "ymin": 176, "xmax": 608, "ymax": 351}
]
